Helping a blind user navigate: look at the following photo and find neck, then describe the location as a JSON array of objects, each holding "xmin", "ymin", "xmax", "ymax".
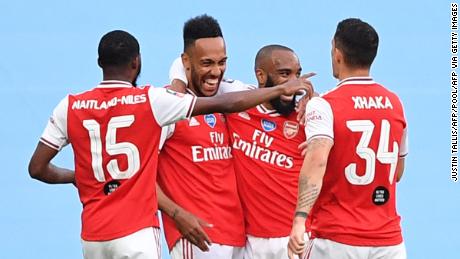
[
  {"xmin": 337, "ymin": 66, "xmax": 370, "ymax": 81},
  {"xmin": 102, "ymin": 69, "xmax": 133, "ymax": 83}
]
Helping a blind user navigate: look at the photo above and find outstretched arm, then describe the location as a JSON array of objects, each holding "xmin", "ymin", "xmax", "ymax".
[
  {"xmin": 157, "ymin": 184, "xmax": 212, "ymax": 251},
  {"xmin": 287, "ymin": 137, "xmax": 333, "ymax": 259},
  {"xmin": 28, "ymin": 142, "xmax": 75, "ymax": 184},
  {"xmin": 192, "ymin": 75, "xmax": 312, "ymax": 116}
]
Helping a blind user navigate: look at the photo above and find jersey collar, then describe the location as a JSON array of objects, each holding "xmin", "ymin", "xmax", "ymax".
[
  {"xmin": 97, "ymin": 80, "xmax": 133, "ymax": 88},
  {"xmin": 336, "ymin": 77, "xmax": 375, "ymax": 87},
  {"xmin": 256, "ymin": 104, "xmax": 281, "ymax": 117}
]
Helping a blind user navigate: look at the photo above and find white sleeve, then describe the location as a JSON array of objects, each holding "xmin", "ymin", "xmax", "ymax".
[
  {"xmin": 399, "ymin": 127, "xmax": 408, "ymax": 157},
  {"xmin": 149, "ymin": 87, "xmax": 197, "ymax": 127},
  {"xmin": 304, "ymin": 97, "xmax": 334, "ymax": 142},
  {"xmin": 169, "ymin": 57, "xmax": 188, "ymax": 85},
  {"xmin": 159, "ymin": 124, "xmax": 176, "ymax": 151},
  {"xmin": 40, "ymin": 96, "xmax": 69, "ymax": 151},
  {"xmin": 217, "ymin": 79, "xmax": 257, "ymax": 94}
]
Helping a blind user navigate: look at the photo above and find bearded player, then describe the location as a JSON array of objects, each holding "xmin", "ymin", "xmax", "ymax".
[
  {"xmin": 27, "ymin": 29, "xmax": 310, "ymax": 259},
  {"xmin": 169, "ymin": 44, "xmax": 314, "ymax": 259}
]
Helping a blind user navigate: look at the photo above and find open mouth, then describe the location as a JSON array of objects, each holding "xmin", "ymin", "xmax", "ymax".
[{"xmin": 202, "ymin": 78, "xmax": 220, "ymax": 92}]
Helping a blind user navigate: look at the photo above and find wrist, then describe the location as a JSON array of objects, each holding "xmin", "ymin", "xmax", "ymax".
[{"xmin": 293, "ymin": 211, "xmax": 308, "ymax": 224}]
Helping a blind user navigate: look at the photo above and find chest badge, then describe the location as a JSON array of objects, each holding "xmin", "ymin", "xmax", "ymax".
[
  {"xmin": 205, "ymin": 114, "xmax": 217, "ymax": 128},
  {"xmin": 283, "ymin": 121, "xmax": 299, "ymax": 139},
  {"xmin": 261, "ymin": 119, "xmax": 276, "ymax": 132}
]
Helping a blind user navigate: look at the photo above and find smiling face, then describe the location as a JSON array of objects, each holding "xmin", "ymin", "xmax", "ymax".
[{"xmin": 182, "ymin": 37, "xmax": 227, "ymax": 97}]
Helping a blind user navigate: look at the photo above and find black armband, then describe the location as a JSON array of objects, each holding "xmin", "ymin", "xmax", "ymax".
[{"xmin": 294, "ymin": 211, "xmax": 308, "ymax": 218}]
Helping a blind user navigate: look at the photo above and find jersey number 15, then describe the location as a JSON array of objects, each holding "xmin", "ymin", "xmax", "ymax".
[{"xmin": 83, "ymin": 115, "xmax": 140, "ymax": 182}]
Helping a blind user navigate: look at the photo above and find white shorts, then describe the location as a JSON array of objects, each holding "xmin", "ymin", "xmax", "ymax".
[
  {"xmin": 81, "ymin": 227, "xmax": 161, "ymax": 259},
  {"xmin": 245, "ymin": 234, "xmax": 309, "ymax": 259},
  {"xmin": 304, "ymin": 238, "xmax": 406, "ymax": 259},
  {"xmin": 170, "ymin": 238, "xmax": 244, "ymax": 259}
]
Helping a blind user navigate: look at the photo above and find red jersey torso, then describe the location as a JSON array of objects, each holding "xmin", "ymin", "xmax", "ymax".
[
  {"xmin": 309, "ymin": 79, "xmax": 406, "ymax": 246},
  {"xmin": 226, "ymin": 105, "xmax": 306, "ymax": 237},
  {"xmin": 67, "ymin": 85, "xmax": 160, "ymax": 241},
  {"xmin": 157, "ymin": 112, "xmax": 246, "ymax": 249}
]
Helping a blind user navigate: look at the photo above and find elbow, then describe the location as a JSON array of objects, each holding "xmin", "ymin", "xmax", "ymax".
[{"xmin": 28, "ymin": 160, "xmax": 43, "ymax": 180}]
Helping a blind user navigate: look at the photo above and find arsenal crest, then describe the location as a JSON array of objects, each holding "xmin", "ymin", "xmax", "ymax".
[{"xmin": 283, "ymin": 121, "xmax": 299, "ymax": 139}]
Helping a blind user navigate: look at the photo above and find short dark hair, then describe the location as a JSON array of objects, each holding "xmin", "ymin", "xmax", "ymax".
[
  {"xmin": 183, "ymin": 14, "xmax": 223, "ymax": 52},
  {"xmin": 98, "ymin": 30, "xmax": 140, "ymax": 68},
  {"xmin": 254, "ymin": 44, "xmax": 294, "ymax": 70},
  {"xmin": 334, "ymin": 18, "xmax": 379, "ymax": 68}
]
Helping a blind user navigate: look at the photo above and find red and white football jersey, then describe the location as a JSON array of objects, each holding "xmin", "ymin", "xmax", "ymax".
[
  {"xmin": 305, "ymin": 77, "xmax": 408, "ymax": 246},
  {"xmin": 40, "ymin": 80, "xmax": 196, "ymax": 241},
  {"xmin": 157, "ymin": 89, "xmax": 246, "ymax": 250},
  {"xmin": 226, "ymin": 103, "xmax": 306, "ymax": 238}
]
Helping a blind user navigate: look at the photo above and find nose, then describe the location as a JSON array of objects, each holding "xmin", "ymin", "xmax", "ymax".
[{"xmin": 210, "ymin": 64, "xmax": 221, "ymax": 77}]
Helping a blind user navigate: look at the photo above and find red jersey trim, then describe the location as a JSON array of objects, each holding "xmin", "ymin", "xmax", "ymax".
[
  {"xmin": 308, "ymin": 134, "xmax": 334, "ymax": 142},
  {"xmin": 256, "ymin": 104, "xmax": 280, "ymax": 116},
  {"xmin": 97, "ymin": 80, "xmax": 133, "ymax": 88},
  {"xmin": 337, "ymin": 77, "xmax": 374, "ymax": 87},
  {"xmin": 186, "ymin": 96, "xmax": 197, "ymax": 119},
  {"xmin": 39, "ymin": 137, "xmax": 60, "ymax": 150}
]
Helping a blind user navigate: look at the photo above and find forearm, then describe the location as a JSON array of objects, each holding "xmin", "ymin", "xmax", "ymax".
[
  {"xmin": 157, "ymin": 184, "xmax": 182, "ymax": 218},
  {"xmin": 294, "ymin": 138, "xmax": 332, "ymax": 223},
  {"xmin": 193, "ymin": 86, "xmax": 283, "ymax": 115},
  {"xmin": 29, "ymin": 162, "xmax": 74, "ymax": 184},
  {"xmin": 295, "ymin": 171, "xmax": 323, "ymax": 215}
]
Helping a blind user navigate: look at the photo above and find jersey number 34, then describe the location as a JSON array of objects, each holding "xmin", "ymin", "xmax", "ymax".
[{"xmin": 345, "ymin": 119, "xmax": 399, "ymax": 186}]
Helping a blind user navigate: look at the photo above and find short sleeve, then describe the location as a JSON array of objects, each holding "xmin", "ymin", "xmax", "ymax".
[
  {"xmin": 148, "ymin": 87, "xmax": 197, "ymax": 127},
  {"xmin": 304, "ymin": 97, "xmax": 334, "ymax": 142},
  {"xmin": 169, "ymin": 57, "xmax": 188, "ymax": 85},
  {"xmin": 40, "ymin": 96, "xmax": 69, "ymax": 151},
  {"xmin": 399, "ymin": 127, "xmax": 408, "ymax": 157},
  {"xmin": 217, "ymin": 79, "xmax": 257, "ymax": 94},
  {"xmin": 159, "ymin": 124, "xmax": 176, "ymax": 150}
]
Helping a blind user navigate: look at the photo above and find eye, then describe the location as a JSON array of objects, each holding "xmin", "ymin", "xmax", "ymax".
[{"xmin": 279, "ymin": 71, "xmax": 290, "ymax": 77}]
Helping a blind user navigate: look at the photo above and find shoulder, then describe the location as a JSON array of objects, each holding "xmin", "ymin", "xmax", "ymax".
[{"xmin": 218, "ymin": 78, "xmax": 257, "ymax": 94}]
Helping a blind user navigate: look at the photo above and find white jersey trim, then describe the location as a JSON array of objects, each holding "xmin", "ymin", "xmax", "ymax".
[{"xmin": 97, "ymin": 80, "xmax": 133, "ymax": 88}]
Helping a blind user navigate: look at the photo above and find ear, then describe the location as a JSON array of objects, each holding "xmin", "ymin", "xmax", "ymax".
[
  {"xmin": 334, "ymin": 47, "xmax": 343, "ymax": 65},
  {"xmin": 255, "ymin": 68, "xmax": 267, "ymax": 87},
  {"xmin": 181, "ymin": 53, "xmax": 191, "ymax": 71},
  {"xmin": 97, "ymin": 58, "xmax": 103, "ymax": 68},
  {"xmin": 132, "ymin": 54, "xmax": 141, "ymax": 69}
]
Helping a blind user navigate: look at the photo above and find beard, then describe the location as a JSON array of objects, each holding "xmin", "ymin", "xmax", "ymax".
[
  {"xmin": 190, "ymin": 65, "xmax": 202, "ymax": 95},
  {"xmin": 265, "ymin": 76, "xmax": 296, "ymax": 116}
]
